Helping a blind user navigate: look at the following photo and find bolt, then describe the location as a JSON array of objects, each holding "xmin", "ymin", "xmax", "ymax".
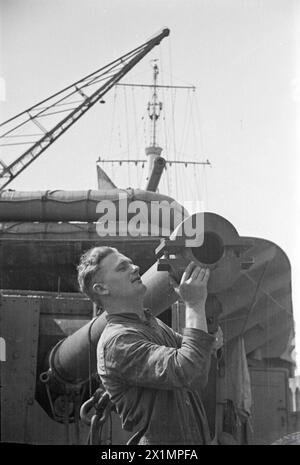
[
  {"xmin": 27, "ymin": 398, "xmax": 34, "ymax": 406},
  {"xmin": 13, "ymin": 351, "xmax": 20, "ymax": 359}
]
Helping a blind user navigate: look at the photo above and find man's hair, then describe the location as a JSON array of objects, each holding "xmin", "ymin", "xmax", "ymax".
[{"xmin": 77, "ymin": 246, "xmax": 116, "ymax": 302}]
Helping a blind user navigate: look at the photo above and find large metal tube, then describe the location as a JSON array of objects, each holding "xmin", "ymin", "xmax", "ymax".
[{"xmin": 145, "ymin": 156, "xmax": 166, "ymax": 192}]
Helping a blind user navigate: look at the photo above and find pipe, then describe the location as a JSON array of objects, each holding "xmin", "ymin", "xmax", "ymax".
[{"xmin": 145, "ymin": 156, "xmax": 166, "ymax": 192}]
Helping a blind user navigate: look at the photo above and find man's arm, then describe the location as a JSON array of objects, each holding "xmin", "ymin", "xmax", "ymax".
[
  {"xmin": 98, "ymin": 328, "xmax": 214, "ymax": 391},
  {"xmin": 169, "ymin": 262, "xmax": 210, "ymax": 332},
  {"xmin": 158, "ymin": 263, "xmax": 211, "ymax": 347},
  {"xmin": 98, "ymin": 263, "xmax": 214, "ymax": 391}
]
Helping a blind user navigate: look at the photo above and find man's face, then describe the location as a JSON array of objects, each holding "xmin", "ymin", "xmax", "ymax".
[{"xmin": 95, "ymin": 251, "xmax": 146, "ymax": 300}]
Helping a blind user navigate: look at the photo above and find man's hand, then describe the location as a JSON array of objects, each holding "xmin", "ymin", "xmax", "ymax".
[
  {"xmin": 169, "ymin": 261, "xmax": 210, "ymax": 308},
  {"xmin": 170, "ymin": 262, "xmax": 210, "ymax": 332}
]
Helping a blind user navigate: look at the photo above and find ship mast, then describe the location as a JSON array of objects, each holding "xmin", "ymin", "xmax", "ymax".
[
  {"xmin": 98, "ymin": 67, "xmax": 211, "ymax": 191},
  {"xmin": 144, "ymin": 61, "xmax": 163, "ymax": 185},
  {"xmin": 148, "ymin": 61, "xmax": 161, "ymax": 148}
]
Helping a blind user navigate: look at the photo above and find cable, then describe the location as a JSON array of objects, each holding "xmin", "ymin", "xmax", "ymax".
[
  {"xmin": 108, "ymin": 87, "xmax": 118, "ymax": 157},
  {"xmin": 87, "ymin": 316, "xmax": 100, "ymax": 397},
  {"xmin": 131, "ymin": 87, "xmax": 140, "ymax": 160}
]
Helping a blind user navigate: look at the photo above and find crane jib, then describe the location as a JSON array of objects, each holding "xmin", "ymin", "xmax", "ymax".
[{"xmin": 0, "ymin": 28, "xmax": 170, "ymax": 191}]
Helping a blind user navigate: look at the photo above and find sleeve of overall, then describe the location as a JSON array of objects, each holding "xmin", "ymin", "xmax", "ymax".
[
  {"xmin": 157, "ymin": 319, "xmax": 183, "ymax": 348},
  {"xmin": 101, "ymin": 328, "xmax": 215, "ymax": 390}
]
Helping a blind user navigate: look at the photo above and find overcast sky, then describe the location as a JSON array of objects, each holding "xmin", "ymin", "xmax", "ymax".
[{"xmin": 1, "ymin": 0, "xmax": 300, "ymax": 371}]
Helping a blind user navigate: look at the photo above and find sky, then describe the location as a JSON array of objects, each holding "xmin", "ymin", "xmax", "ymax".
[{"xmin": 0, "ymin": 0, "xmax": 300, "ymax": 371}]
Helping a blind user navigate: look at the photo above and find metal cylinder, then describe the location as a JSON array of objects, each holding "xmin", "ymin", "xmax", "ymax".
[{"xmin": 145, "ymin": 156, "xmax": 166, "ymax": 192}]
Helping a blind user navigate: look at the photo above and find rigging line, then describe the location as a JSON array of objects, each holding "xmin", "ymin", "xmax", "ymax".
[
  {"xmin": 157, "ymin": 43, "xmax": 165, "ymax": 158},
  {"xmin": 167, "ymin": 159, "xmax": 172, "ymax": 197},
  {"xmin": 158, "ymin": 44, "xmax": 169, "ymax": 195},
  {"xmin": 118, "ymin": 120, "xmax": 122, "ymax": 149},
  {"xmin": 148, "ymin": 83, "xmax": 153, "ymax": 146},
  {"xmin": 158, "ymin": 44, "xmax": 170, "ymax": 160},
  {"xmin": 194, "ymin": 92, "xmax": 205, "ymax": 158},
  {"xmin": 197, "ymin": 165, "xmax": 203, "ymax": 201},
  {"xmin": 179, "ymin": 89, "xmax": 190, "ymax": 160},
  {"xmin": 0, "ymin": 51, "xmax": 147, "ymax": 139},
  {"xmin": 123, "ymin": 87, "xmax": 131, "ymax": 182},
  {"xmin": 79, "ymin": 68, "xmax": 127, "ymax": 89},
  {"xmin": 33, "ymin": 107, "xmax": 77, "ymax": 118},
  {"xmin": 30, "ymin": 99, "xmax": 85, "ymax": 110},
  {"xmin": 131, "ymin": 86, "xmax": 140, "ymax": 159},
  {"xmin": 0, "ymin": 75, "xmax": 102, "ymax": 138},
  {"xmin": 108, "ymin": 86, "xmax": 117, "ymax": 157},
  {"xmin": 170, "ymin": 88, "xmax": 179, "ymax": 198},
  {"xmin": 190, "ymin": 91, "xmax": 199, "ymax": 156},
  {"xmin": 139, "ymin": 161, "xmax": 144, "ymax": 189},
  {"xmin": 0, "ymin": 91, "xmax": 80, "ymax": 139},
  {"xmin": 170, "ymin": 91, "xmax": 177, "ymax": 153},
  {"xmin": 2, "ymin": 134, "xmax": 42, "ymax": 138},
  {"xmin": 186, "ymin": 91, "xmax": 194, "ymax": 161},
  {"xmin": 198, "ymin": 164, "xmax": 205, "ymax": 201},
  {"xmin": 0, "ymin": 142, "xmax": 38, "ymax": 147},
  {"xmin": 135, "ymin": 160, "xmax": 138, "ymax": 188},
  {"xmin": 167, "ymin": 35, "xmax": 175, "ymax": 157},
  {"xmin": 142, "ymin": 116, "xmax": 147, "ymax": 148},
  {"xmin": 194, "ymin": 165, "xmax": 203, "ymax": 201},
  {"xmin": 111, "ymin": 161, "xmax": 115, "ymax": 184},
  {"xmin": 138, "ymin": 162, "xmax": 143, "ymax": 188},
  {"xmin": 162, "ymin": 85, "xmax": 169, "ymax": 160},
  {"xmin": 0, "ymin": 65, "xmax": 126, "ymax": 140},
  {"xmin": 168, "ymin": 40, "xmax": 177, "ymax": 157},
  {"xmin": 159, "ymin": 43, "xmax": 164, "ymax": 86},
  {"xmin": 137, "ymin": 116, "xmax": 146, "ymax": 151},
  {"xmin": 203, "ymin": 165, "xmax": 208, "ymax": 210},
  {"xmin": 187, "ymin": 93, "xmax": 197, "ymax": 156},
  {"xmin": 186, "ymin": 91, "xmax": 194, "ymax": 159},
  {"xmin": 0, "ymin": 40, "xmax": 148, "ymax": 129},
  {"xmin": 184, "ymin": 91, "xmax": 194, "ymax": 162},
  {"xmin": 181, "ymin": 165, "xmax": 188, "ymax": 202},
  {"xmin": 128, "ymin": 160, "xmax": 131, "ymax": 187},
  {"xmin": 192, "ymin": 164, "xmax": 198, "ymax": 202}
]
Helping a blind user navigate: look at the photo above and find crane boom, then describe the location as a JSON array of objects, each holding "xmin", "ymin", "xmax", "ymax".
[{"xmin": 0, "ymin": 28, "xmax": 170, "ymax": 190}]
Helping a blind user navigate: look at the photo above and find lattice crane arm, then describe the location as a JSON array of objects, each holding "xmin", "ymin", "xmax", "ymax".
[{"xmin": 0, "ymin": 28, "xmax": 170, "ymax": 190}]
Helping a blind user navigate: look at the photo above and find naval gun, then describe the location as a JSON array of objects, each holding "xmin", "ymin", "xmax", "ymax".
[
  {"xmin": 0, "ymin": 204, "xmax": 295, "ymax": 444},
  {"xmin": 40, "ymin": 212, "xmax": 253, "ymax": 391},
  {"xmin": 0, "ymin": 24, "xmax": 296, "ymax": 444}
]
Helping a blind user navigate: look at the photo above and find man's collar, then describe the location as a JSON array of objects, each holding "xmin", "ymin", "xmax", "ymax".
[{"xmin": 105, "ymin": 308, "xmax": 152, "ymax": 324}]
